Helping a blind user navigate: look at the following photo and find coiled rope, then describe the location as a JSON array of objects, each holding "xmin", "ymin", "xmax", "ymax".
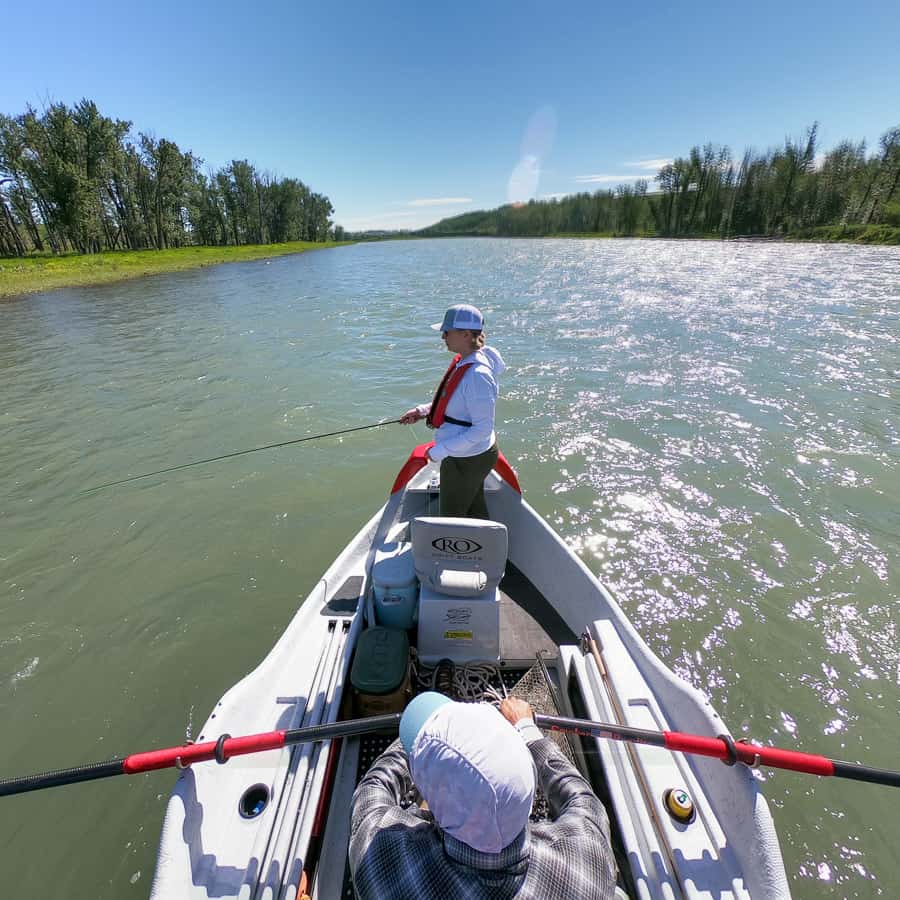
[{"xmin": 410, "ymin": 649, "xmax": 507, "ymax": 703}]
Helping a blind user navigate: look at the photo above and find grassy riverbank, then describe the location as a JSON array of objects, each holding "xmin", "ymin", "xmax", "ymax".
[
  {"xmin": 787, "ymin": 224, "xmax": 900, "ymax": 244},
  {"xmin": 0, "ymin": 240, "xmax": 353, "ymax": 300}
]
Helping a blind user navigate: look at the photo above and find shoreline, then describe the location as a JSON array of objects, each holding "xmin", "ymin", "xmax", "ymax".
[
  {"xmin": 414, "ymin": 228, "xmax": 900, "ymax": 246},
  {"xmin": 3, "ymin": 228, "xmax": 897, "ymax": 300},
  {"xmin": 0, "ymin": 241, "xmax": 354, "ymax": 300}
]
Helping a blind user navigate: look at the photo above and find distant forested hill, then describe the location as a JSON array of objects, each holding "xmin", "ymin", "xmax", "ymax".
[{"xmin": 420, "ymin": 123, "xmax": 900, "ymax": 243}]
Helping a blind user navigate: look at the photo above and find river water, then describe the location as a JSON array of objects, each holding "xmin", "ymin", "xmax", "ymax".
[{"xmin": 1, "ymin": 238, "xmax": 898, "ymax": 897}]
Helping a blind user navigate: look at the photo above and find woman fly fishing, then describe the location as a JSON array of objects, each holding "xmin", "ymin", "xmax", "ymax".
[{"xmin": 400, "ymin": 304, "xmax": 506, "ymax": 517}]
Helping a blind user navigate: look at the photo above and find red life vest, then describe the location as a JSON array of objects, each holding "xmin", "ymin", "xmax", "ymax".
[{"xmin": 426, "ymin": 354, "xmax": 474, "ymax": 428}]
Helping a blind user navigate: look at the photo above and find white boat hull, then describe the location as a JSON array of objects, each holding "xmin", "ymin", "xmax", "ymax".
[{"xmin": 151, "ymin": 454, "xmax": 791, "ymax": 899}]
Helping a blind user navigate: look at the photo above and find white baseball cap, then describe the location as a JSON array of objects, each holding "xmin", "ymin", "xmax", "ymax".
[
  {"xmin": 431, "ymin": 304, "xmax": 485, "ymax": 332},
  {"xmin": 400, "ymin": 693, "xmax": 535, "ymax": 853}
]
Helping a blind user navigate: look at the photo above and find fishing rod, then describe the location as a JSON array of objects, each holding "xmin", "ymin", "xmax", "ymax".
[
  {"xmin": 2, "ymin": 711, "xmax": 898, "ymax": 798},
  {"xmin": 82, "ymin": 418, "xmax": 402, "ymax": 492}
]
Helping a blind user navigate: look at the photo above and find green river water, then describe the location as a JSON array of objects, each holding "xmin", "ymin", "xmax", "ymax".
[{"xmin": 1, "ymin": 238, "xmax": 898, "ymax": 897}]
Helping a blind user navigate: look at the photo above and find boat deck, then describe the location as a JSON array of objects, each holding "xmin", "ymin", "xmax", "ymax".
[{"xmin": 500, "ymin": 590, "xmax": 557, "ymax": 660}]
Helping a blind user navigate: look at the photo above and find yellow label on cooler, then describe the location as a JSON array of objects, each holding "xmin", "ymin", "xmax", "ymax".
[{"xmin": 444, "ymin": 630, "xmax": 473, "ymax": 641}]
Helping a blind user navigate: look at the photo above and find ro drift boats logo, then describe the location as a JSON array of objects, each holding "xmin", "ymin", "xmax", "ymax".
[{"xmin": 432, "ymin": 537, "xmax": 483, "ymax": 554}]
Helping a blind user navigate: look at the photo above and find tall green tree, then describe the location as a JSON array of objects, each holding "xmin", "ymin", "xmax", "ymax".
[{"xmin": 0, "ymin": 97, "xmax": 335, "ymax": 257}]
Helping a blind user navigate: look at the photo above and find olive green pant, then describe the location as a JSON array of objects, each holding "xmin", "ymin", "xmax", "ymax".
[{"xmin": 439, "ymin": 444, "xmax": 499, "ymax": 519}]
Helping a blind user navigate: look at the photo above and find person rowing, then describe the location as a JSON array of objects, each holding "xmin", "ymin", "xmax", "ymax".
[
  {"xmin": 401, "ymin": 304, "xmax": 506, "ymax": 518},
  {"xmin": 348, "ymin": 693, "xmax": 617, "ymax": 899}
]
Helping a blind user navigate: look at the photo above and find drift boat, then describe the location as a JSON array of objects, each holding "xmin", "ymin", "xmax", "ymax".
[{"xmin": 150, "ymin": 443, "xmax": 791, "ymax": 899}]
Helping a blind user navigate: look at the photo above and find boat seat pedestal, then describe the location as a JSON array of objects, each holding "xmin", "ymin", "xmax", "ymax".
[{"xmin": 412, "ymin": 517, "xmax": 507, "ymax": 664}]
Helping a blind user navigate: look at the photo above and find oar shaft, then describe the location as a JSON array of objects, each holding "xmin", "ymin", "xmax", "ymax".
[
  {"xmin": 832, "ymin": 760, "xmax": 900, "ymax": 788},
  {"xmin": 4, "ymin": 710, "xmax": 897, "ymax": 799},
  {"xmin": 0, "ymin": 759, "xmax": 126, "ymax": 797},
  {"xmin": 123, "ymin": 733, "xmax": 286, "ymax": 774},
  {"xmin": 124, "ymin": 714, "xmax": 402, "ymax": 773},
  {"xmin": 537, "ymin": 713, "xmax": 900, "ymax": 788},
  {"xmin": 667, "ymin": 733, "xmax": 900, "ymax": 786},
  {"xmin": 284, "ymin": 714, "xmax": 401, "ymax": 746},
  {"xmin": 662, "ymin": 732, "xmax": 835, "ymax": 775},
  {"xmin": 0, "ymin": 714, "xmax": 402, "ymax": 798},
  {"xmin": 534, "ymin": 713, "xmax": 666, "ymax": 748}
]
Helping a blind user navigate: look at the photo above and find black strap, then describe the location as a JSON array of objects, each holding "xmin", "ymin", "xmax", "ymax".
[{"xmin": 442, "ymin": 414, "xmax": 472, "ymax": 427}]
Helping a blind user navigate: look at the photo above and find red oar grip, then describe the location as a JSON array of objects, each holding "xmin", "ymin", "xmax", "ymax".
[
  {"xmin": 745, "ymin": 744, "xmax": 835, "ymax": 776},
  {"xmin": 123, "ymin": 732, "xmax": 287, "ymax": 773},
  {"xmin": 664, "ymin": 732, "xmax": 731, "ymax": 758},
  {"xmin": 663, "ymin": 732, "xmax": 836, "ymax": 777}
]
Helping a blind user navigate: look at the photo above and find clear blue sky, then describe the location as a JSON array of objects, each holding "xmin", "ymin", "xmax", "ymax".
[{"xmin": 3, "ymin": 0, "xmax": 898, "ymax": 231}]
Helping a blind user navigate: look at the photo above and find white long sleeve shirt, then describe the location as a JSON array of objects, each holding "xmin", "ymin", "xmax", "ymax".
[{"xmin": 416, "ymin": 345, "xmax": 506, "ymax": 462}]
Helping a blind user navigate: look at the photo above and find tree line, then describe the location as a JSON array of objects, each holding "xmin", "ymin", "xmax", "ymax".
[
  {"xmin": 0, "ymin": 99, "xmax": 340, "ymax": 258},
  {"xmin": 421, "ymin": 123, "xmax": 900, "ymax": 240}
]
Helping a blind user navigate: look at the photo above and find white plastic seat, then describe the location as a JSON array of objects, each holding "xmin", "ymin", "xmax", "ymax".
[
  {"xmin": 411, "ymin": 517, "xmax": 508, "ymax": 598},
  {"xmin": 412, "ymin": 517, "xmax": 507, "ymax": 664}
]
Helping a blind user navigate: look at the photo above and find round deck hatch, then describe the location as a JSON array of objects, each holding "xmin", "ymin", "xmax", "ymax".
[{"xmin": 239, "ymin": 784, "xmax": 270, "ymax": 819}]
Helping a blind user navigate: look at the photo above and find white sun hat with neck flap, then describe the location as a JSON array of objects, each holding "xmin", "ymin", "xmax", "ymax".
[
  {"xmin": 400, "ymin": 692, "xmax": 535, "ymax": 854},
  {"xmin": 431, "ymin": 303, "xmax": 485, "ymax": 332}
]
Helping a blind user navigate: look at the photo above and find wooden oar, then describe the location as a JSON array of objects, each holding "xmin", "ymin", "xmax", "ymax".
[{"xmin": 2, "ymin": 710, "xmax": 897, "ymax": 798}]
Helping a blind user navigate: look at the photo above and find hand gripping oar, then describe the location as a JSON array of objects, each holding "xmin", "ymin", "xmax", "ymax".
[
  {"xmin": 3, "ymin": 711, "xmax": 898, "ymax": 799},
  {"xmin": 0, "ymin": 714, "xmax": 401, "ymax": 798},
  {"xmin": 82, "ymin": 418, "xmax": 402, "ymax": 492},
  {"xmin": 531, "ymin": 713, "xmax": 900, "ymax": 788}
]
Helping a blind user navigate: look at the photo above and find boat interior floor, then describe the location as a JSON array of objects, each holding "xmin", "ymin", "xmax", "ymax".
[{"xmin": 500, "ymin": 562, "xmax": 578, "ymax": 649}]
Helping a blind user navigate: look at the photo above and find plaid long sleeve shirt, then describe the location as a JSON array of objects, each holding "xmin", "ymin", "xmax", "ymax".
[{"xmin": 348, "ymin": 737, "xmax": 618, "ymax": 899}]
